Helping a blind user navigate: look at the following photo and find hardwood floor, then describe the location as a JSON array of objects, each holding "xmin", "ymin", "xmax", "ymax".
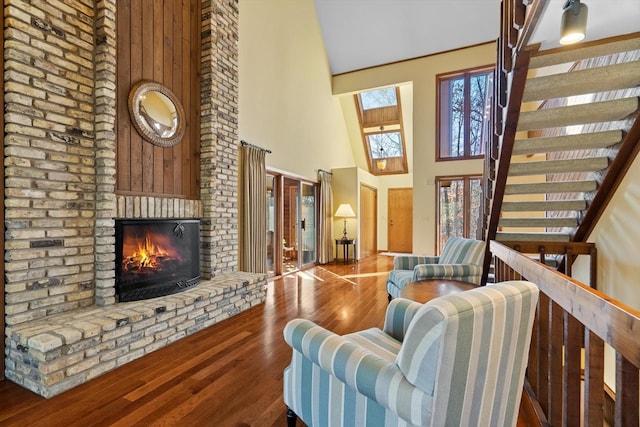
[
  {"xmin": 0, "ymin": 256, "xmax": 394, "ymax": 426},
  {"xmin": 0, "ymin": 254, "xmax": 532, "ymax": 426}
]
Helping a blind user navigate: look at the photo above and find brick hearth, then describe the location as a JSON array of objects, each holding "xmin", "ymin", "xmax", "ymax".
[{"xmin": 7, "ymin": 273, "xmax": 266, "ymax": 397}]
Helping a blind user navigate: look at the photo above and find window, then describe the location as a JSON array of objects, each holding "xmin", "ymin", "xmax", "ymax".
[
  {"xmin": 437, "ymin": 67, "xmax": 493, "ymax": 160},
  {"xmin": 355, "ymin": 87, "xmax": 408, "ymax": 175},
  {"xmin": 436, "ymin": 175, "xmax": 483, "ymax": 252}
]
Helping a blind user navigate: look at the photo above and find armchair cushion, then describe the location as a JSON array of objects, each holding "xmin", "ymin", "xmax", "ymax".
[
  {"xmin": 412, "ymin": 263, "xmax": 483, "ymax": 283},
  {"xmin": 437, "ymin": 236, "xmax": 485, "ymax": 265},
  {"xmin": 393, "ymin": 255, "xmax": 439, "ymax": 270}
]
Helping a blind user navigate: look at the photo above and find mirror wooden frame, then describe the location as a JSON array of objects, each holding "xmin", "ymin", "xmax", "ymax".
[{"xmin": 128, "ymin": 80, "xmax": 186, "ymax": 147}]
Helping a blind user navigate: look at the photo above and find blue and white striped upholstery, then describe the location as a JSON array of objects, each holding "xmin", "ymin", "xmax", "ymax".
[
  {"xmin": 386, "ymin": 237, "xmax": 486, "ymax": 298},
  {"xmin": 283, "ymin": 281, "xmax": 539, "ymax": 427}
]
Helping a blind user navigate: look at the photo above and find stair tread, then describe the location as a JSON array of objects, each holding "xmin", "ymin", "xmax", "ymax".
[
  {"xmin": 512, "ymin": 130, "xmax": 624, "ymax": 155},
  {"xmin": 502, "ymin": 199, "xmax": 586, "ymax": 211},
  {"xmin": 523, "ymin": 61, "xmax": 640, "ymax": 102},
  {"xmin": 517, "ymin": 97, "xmax": 639, "ymax": 132},
  {"xmin": 497, "ymin": 232, "xmax": 571, "ymax": 242},
  {"xmin": 529, "ymin": 37, "xmax": 640, "ymax": 69},
  {"xmin": 499, "ymin": 217, "xmax": 578, "ymax": 227},
  {"xmin": 509, "ymin": 157, "xmax": 609, "ymax": 176},
  {"xmin": 505, "ymin": 180, "xmax": 597, "ymax": 195}
]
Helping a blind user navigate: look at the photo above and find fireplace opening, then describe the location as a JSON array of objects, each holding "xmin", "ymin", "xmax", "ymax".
[{"xmin": 115, "ymin": 219, "xmax": 201, "ymax": 302}]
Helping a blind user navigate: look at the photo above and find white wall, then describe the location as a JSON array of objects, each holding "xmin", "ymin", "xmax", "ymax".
[{"xmin": 238, "ymin": 0, "xmax": 354, "ymax": 181}]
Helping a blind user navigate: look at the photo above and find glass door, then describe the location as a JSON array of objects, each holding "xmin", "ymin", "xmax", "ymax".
[
  {"xmin": 300, "ymin": 182, "xmax": 317, "ymax": 266},
  {"xmin": 266, "ymin": 175, "xmax": 277, "ymax": 277},
  {"xmin": 283, "ymin": 178, "xmax": 300, "ymax": 274}
]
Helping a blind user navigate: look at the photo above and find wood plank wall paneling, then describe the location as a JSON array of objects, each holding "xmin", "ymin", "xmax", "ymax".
[{"xmin": 116, "ymin": 0, "xmax": 200, "ymax": 199}]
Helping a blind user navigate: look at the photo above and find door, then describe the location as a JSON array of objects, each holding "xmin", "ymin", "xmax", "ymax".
[
  {"xmin": 359, "ymin": 184, "xmax": 377, "ymax": 258},
  {"xmin": 283, "ymin": 178, "xmax": 299, "ymax": 274},
  {"xmin": 388, "ymin": 188, "xmax": 412, "ymax": 253},
  {"xmin": 300, "ymin": 182, "xmax": 317, "ymax": 266},
  {"xmin": 266, "ymin": 175, "xmax": 277, "ymax": 277}
]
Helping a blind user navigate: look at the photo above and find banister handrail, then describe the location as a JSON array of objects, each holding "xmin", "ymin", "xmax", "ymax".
[{"xmin": 491, "ymin": 240, "xmax": 640, "ymax": 368}]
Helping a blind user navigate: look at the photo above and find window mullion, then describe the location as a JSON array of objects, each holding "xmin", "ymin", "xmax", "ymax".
[{"xmin": 463, "ymin": 73, "xmax": 471, "ymax": 157}]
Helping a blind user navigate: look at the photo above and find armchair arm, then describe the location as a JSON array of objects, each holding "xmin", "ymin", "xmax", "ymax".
[
  {"xmin": 383, "ymin": 298, "xmax": 423, "ymax": 341},
  {"xmin": 393, "ymin": 255, "xmax": 439, "ymax": 270},
  {"xmin": 284, "ymin": 319, "xmax": 431, "ymax": 425},
  {"xmin": 412, "ymin": 263, "xmax": 483, "ymax": 283}
]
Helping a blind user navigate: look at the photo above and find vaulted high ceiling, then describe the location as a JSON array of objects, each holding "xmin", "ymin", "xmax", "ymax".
[{"xmin": 314, "ymin": 0, "xmax": 640, "ymax": 75}]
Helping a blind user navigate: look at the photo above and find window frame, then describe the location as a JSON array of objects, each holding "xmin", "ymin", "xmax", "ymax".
[
  {"xmin": 354, "ymin": 87, "xmax": 408, "ymax": 176},
  {"xmin": 436, "ymin": 65, "xmax": 494, "ymax": 162},
  {"xmin": 435, "ymin": 174, "xmax": 484, "ymax": 253}
]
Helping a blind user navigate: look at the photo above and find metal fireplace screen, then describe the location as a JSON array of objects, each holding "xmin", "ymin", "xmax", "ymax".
[{"xmin": 115, "ymin": 219, "xmax": 201, "ymax": 302}]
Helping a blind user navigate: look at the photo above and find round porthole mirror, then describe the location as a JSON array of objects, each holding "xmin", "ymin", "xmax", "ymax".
[{"xmin": 128, "ymin": 81, "xmax": 186, "ymax": 147}]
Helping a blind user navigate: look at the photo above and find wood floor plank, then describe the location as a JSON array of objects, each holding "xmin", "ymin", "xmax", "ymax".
[{"xmin": 0, "ymin": 254, "xmax": 534, "ymax": 426}]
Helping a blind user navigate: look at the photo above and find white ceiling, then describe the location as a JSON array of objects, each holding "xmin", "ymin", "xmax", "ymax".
[{"xmin": 314, "ymin": 0, "xmax": 640, "ymax": 75}]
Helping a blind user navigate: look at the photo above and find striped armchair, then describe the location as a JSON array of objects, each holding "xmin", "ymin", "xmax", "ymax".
[
  {"xmin": 386, "ymin": 237, "xmax": 486, "ymax": 299},
  {"xmin": 283, "ymin": 281, "xmax": 539, "ymax": 427}
]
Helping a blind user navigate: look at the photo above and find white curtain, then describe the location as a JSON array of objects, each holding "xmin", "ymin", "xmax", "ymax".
[
  {"xmin": 239, "ymin": 144, "xmax": 267, "ymax": 273},
  {"xmin": 318, "ymin": 170, "xmax": 334, "ymax": 264}
]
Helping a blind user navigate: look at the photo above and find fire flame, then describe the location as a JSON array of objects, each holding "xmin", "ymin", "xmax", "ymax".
[
  {"xmin": 124, "ymin": 229, "xmax": 180, "ymax": 271},
  {"xmin": 133, "ymin": 232, "xmax": 169, "ymax": 268}
]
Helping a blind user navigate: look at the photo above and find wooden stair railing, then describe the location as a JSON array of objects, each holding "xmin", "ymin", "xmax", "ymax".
[
  {"xmin": 491, "ymin": 241, "xmax": 640, "ymax": 427},
  {"xmin": 497, "ymin": 240, "xmax": 597, "ymax": 288}
]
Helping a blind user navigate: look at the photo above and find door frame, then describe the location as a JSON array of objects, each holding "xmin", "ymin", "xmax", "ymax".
[{"xmin": 267, "ymin": 170, "xmax": 319, "ymax": 276}]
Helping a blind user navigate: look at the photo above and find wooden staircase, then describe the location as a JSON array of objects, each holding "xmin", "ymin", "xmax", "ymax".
[{"xmin": 485, "ymin": 35, "xmax": 640, "ymax": 249}]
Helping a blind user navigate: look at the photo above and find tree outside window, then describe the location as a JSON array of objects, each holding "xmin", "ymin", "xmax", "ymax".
[
  {"xmin": 437, "ymin": 67, "xmax": 493, "ymax": 160},
  {"xmin": 436, "ymin": 175, "xmax": 483, "ymax": 252}
]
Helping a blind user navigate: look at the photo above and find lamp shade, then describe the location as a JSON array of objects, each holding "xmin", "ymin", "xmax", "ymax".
[
  {"xmin": 560, "ymin": 0, "xmax": 588, "ymax": 45},
  {"xmin": 335, "ymin": 203, "xmax": 356, "ymax": 218}
]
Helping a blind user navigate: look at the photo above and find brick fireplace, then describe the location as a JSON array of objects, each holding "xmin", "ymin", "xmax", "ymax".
[{"xmin": 3, "ymin": 0, "xmax": 267, "ymax": 397}]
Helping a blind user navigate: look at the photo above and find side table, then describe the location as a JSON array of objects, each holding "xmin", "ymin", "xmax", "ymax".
[
  {"xmin": 335, "ymin": 238, "xmax": 357, "ymax": 265},
  {"xmin": 399, "ymin": 278, "xmax": 477, "ymax": 303}
]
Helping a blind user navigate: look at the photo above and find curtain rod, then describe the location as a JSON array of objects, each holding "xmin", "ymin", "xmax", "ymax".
[
  {"xmin": 240, "ymin": 140, "xmax": 272, "ymax": 153},
  {"xmin": 317, "ymin": 169, "xmax": 332, "ymax": 175}
]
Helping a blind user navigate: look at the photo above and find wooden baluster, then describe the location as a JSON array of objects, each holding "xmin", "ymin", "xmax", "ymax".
[
  {"xmin": 590, "ymin": 245, "xmax": 597, "ymax": 289},
  {"xmin": 615, "ymin": 353, "xmax": 639, "ymax": 427},
  {"xmin": 549, "ymin": 301, "xmax": 564, "ymax": 426},
  {"xmin": 563, "ymin": 312, "xmax": 582, "ymax": 427},
  {"xmin": 513, "ymin": 0, "xmax": 526, "ymax": 29},
  {"xmin": 584, "ymin": 330, "xmax": 605, "ymax": 426},
  {"xmin": 539, "ymin": 246, "xmax": 546, "ymax": 266},
  {"xmin": 538, "ymin": 292, "xmax": 551, "ymax": 416},
  {"xmin": 565, "ymin": 246, "xmax": 573, "ymax": 276}
]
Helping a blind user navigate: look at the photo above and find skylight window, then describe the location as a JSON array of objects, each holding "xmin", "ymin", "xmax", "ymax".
[
  {"xmin": 354, "ymin": 86, "xmax": 408, "ymax": 175},
  {"xmin": 359, "ymin": 87, "xmax": 398, "ymax": 110}
]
